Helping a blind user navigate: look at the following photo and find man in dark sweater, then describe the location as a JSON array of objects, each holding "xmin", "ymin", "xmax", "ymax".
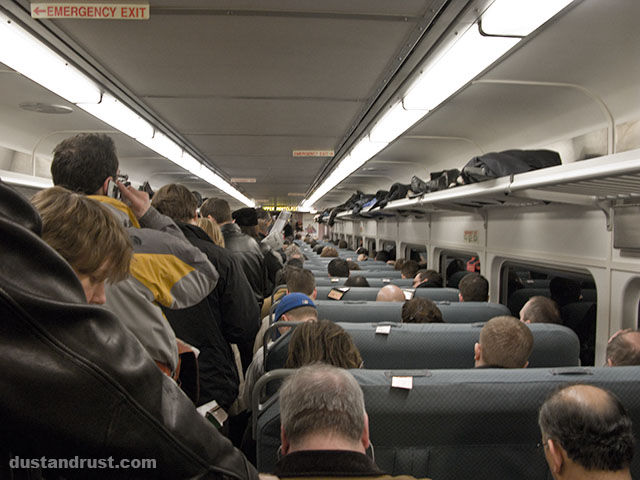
[{"xmin": 152, "ymin": 184, "xmax": 260, "ymax": 411}]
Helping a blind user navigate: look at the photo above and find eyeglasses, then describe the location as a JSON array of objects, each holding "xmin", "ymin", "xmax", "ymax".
[{"xmin": 536, "ymin": 440, "xmax": 550, "ymax": 449}]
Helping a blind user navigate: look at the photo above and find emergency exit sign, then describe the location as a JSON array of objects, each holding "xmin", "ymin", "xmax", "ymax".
[{"xmin": 31, "ymin": 3, "xmax": 149, "ymax": 19}]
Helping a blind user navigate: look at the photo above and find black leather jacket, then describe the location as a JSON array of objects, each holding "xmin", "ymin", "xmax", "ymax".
[
  {"xmin": 0, "ymin": 180, "xmax": 258, "ymax": 480},
  {"xmin": 220, "ymin": 223, "xmax": 267, "ymax": 305}
]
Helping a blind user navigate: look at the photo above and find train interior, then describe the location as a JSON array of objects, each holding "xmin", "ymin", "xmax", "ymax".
[{"xmin": 1, "ymin": 0, "xmax": 640, "ymax": 477}]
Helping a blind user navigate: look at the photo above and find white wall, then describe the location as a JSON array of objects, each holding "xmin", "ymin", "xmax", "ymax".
[{"xmin": 334, "ymin": 202, "xmax": 640, "ymax": 365}]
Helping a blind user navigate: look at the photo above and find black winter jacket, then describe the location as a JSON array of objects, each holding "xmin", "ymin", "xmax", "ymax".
[
  {"xmin": 0, "ymin": 180, "xmax": 257, "ymax": 480},
  {"xmin": 220, "ymin": 223, "xmax": 267, "ymax": 306},
  {"xmin": 163, "ymin": 224, "xmax": 260, "ymax": 409}
]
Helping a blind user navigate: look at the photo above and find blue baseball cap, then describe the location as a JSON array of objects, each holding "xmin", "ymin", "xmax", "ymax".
[{"xmin": 275, "ymin": 293, "xmax": 316, "ymax": 321}]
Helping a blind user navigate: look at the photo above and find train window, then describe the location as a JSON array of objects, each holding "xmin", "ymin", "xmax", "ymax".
[
  {"xmin": 440, "ymin": 250, "xmax": 479, "ymax": 288},
  {"xmin": 376, "ymin": 240, "xmax": 396, "ymax": 261},
  {"xmin": 405, "ymin": 244, "xmax": 427, "ymax": 264},
  {"xmin": 500, "ymin": 262, "xmax": 597, "ymax": 366}
]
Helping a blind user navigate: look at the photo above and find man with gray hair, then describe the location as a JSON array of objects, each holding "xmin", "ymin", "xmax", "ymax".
[{"xmin": 275, "ymin": 364, "xmax": 427, "ymax": 479}]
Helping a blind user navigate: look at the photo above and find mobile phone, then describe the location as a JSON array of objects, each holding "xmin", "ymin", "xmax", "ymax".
[{"xmin": 107, "ymin": 178, "xmax": 120, "ymax": 200}]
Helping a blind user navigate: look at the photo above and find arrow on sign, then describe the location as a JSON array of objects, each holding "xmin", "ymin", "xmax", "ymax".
[{"xmin": 33, "ymin": 6, "xmax": 46, "ymax": 15}]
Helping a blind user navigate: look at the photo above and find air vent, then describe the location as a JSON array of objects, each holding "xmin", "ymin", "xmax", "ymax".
[
  {"xmin": 19, "ymin": 102, "xmax": 73, "ymax": 114},
  {"xmin": 231, "ymin": 178, "xmax": 256, "ymax": 183}
]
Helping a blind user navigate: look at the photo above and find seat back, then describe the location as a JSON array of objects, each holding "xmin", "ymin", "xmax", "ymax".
[
  {"xmin": 265, "ymin": 322, "xmax": 580, "ymax": 372},
  {"xmin": 315, "ymin": 286, "xmax": 459, "ymax": 302},
  {"xmin": 309, "ymin": 269, "xmax": 403, "ymax": 279},
  {"xmin": 315, "ymin": 300, "xmax": 510, "ymax": 324},
  {"xmin": 314, "ymin": 278, "xmax": 414, "ymax": 288},
  {"xmin": 256, "ymin": 367, "xmax": 640, "ymax": 479}
]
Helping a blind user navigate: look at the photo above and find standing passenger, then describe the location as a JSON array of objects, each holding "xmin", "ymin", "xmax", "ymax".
[
  {"xmin": 152, "ymin": 184, "xmax": 260, "ymax": 411},
  {"xmin": 201, "ymin": 198, "xmax": 267, "ymax": 310},
  {"xmin": 50, "ymin": 133, "xmax": 218, "ymax": 379},
  {"xmin": 31, "ymin": 187, "xmax": 132, "ymax": 305}
]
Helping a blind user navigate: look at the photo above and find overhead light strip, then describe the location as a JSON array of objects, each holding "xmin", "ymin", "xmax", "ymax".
[
  {"xmin": 0, "ymin": 12, "xmax": 254, "ymax": 206},
  {"xmin": 300, "ymin": 0, "xmax": 576, "ymax": 211}
]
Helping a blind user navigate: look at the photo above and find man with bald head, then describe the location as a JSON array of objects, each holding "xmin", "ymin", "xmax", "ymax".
[
  {"xmin": 520, "ymin": 296, "xmax": 562, "ymax": 324},
  {"xmin": 538, "ymin": 384, "xmax": 634, "ymax": 480},
  {"xmin": 606, "ymin": 329, "xmax": 640, "ymax": 366},
  {"xmin": 376, "ymin": 284, "xmax": 406, "ymax": 302}
]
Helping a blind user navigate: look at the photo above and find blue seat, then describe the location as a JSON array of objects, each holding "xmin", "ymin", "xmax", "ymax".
[
  {"xmin": 265, "ymin": 322, "xmax": 579, "ymax": 372},
  {"xmin": 315, "ymin": 300, "xmax": 510, "ymax": 324},
  {"xmin": 256, "ymin": 366, "xmax": 640, "ymax": 478},
  {"xmin": 315, "ymin": 286, "xmax": 459, "ymax": 302},
  {"xmin": 310, "ymin": 270, "xmax": 403, "ymax": 279},
  {"xmin": 314, "ymin": 278, "xmax": 414, "ymax": 288}
]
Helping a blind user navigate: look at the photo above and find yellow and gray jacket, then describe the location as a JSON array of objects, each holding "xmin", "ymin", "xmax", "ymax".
[{"xmin": 92, "ymin": 196, "xmax": 219, "ymax": 371}]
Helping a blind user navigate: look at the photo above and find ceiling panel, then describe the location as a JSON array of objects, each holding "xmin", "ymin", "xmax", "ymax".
[
  {"xmin": 53, "ymin": 12, "xmax": 418, "ymax": 99},
  {"xmin": 150, "ymin": 0, "xmax": 432, "ymax": 16},
  {"xmin": 145, "ymin": 97, "xmax": 362, "ymax": 137},
  {"xmin": 185, "ymin": 134, "xmax": 338, "ymax": 157}
]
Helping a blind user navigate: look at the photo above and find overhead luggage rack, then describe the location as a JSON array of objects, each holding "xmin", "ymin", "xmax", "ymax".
[{"xmin": 332, "ymin": 148, "xmax": 640, "ymax": 230}]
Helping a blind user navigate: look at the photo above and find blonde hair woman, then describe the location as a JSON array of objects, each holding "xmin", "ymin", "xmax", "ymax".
[{"xmin": 196, "ymin": 217, "xmax": 225, "ymax": 247}]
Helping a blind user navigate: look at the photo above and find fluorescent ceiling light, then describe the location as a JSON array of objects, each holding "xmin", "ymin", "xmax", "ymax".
[
  {"xmin": 137, "ymin": 132, "xmax": 183, "ymax": 164},
  {"xmin": 78, "ymin": 93, "xmax": 154, "ymax": 140},
  {"xmin": 481, "ymin": 0, "xmax": 574, "ymax": 37},
  {"xmin": 0, "ymin": 169, "xmax": 53, "ymax": 189},
  {"xmin": 404, "ymin": 25, "xmax": 518, "ymax": 110},
  {"xmin": 369, "ymin": 102, "xmax": 427, "ymax": 143},
  {"xmin": 0, "ymin": 13, "xmax": 254, "ymax": 208},
  {"xmin": 178, "ymin": 153, "xmax": 202, "ymax": 176},
  {"xmin": 199, "ymin": 166, "xmax": 255, "ymax": 207},
  {"xmin": 0, "ymin": 12, "xmax": 101, "ymax": 104}
]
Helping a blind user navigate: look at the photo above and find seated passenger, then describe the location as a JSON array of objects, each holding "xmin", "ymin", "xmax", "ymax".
[
  {"xmin": 338, "ymin": 239, "xmax": 348, "ymax": 249},
  {"xmin": 519, "ymin": 296, "xmax": 562, "ymax": 324},
  {"xmin": 459, "ymin": 273, "xmax": 489, "ymax": 302},
  {"xmin": 285, "ymin": 319, "xmax": 363, "ymax": 369},
  {"xmin": 254, "ymin": 268, "xmax": 318, "ymax": 353},
  {"xmin": 321, "ymin": 246, "xmax": 339, "ymax": 257},
  {"xmin": 538, "ymin": 384, "xmax": 634, "ymax": 480},
  {"xmin": 394, "ymin": 258, "xmax": 406, "ymax": 271},
  {"xmin": 31, "ymin": 186, "xmax": 132, "ymax": 304},
  {"xmin": 328, "ymin": 258, "xmax": 350, "ymax": 277},
  {"xmin": 374, "ymin": 250, "xmax": 390, "ymax": 263},
  {"xmin": 401, "ymin": 297, "xmax": 443, "ymax": 323},
  {"xmin": 275, "ymin": 364, "xmax": 429, "ymax": 480},
  {"xmin": 376, "ymin": 284, "xmax": 406, "ymax": 302},
  {"xmin": 401, "ymin": 260, "xmax": 420, "ymax": 279},
  {"xmin": 474, "ymin": 316, "xmax": 533, "ymax": 368},
  {"xmin": 606, "ymin": 329, "xmax": 640, "ymax": 366},
  {"xmin": 286, "ymin": 257, "xmax": 304, "ymax": 269},
  {"xmin": 241, "ymin": 293, "xmax": 318, "ymax": 410},
  {"xmin": 549, "ymin": 277, "xmax": 582, "ymax": 308},
  {"xmin": 413, "ymin": 269, "xmax": 443, "ymax": 288},
  {"xmin": 344, "ymin": 275, "xmax": 370, "ymax": 288},
  {"xmin": 347, "ymin": 260, "xmax": 361, "ymax": 271},
  {"xmin": 356, "ymin": 247, "xmax": 369, "ymax": 261}
]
